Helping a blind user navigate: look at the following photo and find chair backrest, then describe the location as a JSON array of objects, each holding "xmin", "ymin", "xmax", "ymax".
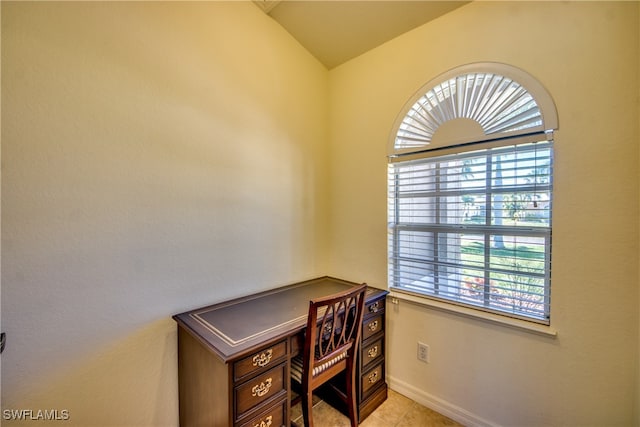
[{"xmin": 302, "ymin": 284, "xmax": 367, "ymax": 387}]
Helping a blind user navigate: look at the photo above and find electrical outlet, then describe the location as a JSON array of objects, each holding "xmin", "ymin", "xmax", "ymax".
[{"xmin": 417, "ymin": 342, "xmax": 430, "ymax": 363}]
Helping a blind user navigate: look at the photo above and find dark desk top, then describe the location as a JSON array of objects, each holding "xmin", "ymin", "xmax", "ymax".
[{"xmin": 173, "ymin": 276, "xmax": 388, "ymax": 362}]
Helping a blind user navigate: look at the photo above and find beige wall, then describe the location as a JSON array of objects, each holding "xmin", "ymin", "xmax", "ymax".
[
  {"xmin": 637, "ymin": 3, "xmax": 640, "ymax": 421},
  {"xmin": 1, "ymin": 2, "xmax": 328, "ymax": 425},
  {"xmin": 2, "ymin": 1, "xmax": 639, "ymax": 426},
  {"xmin": 328, "ymin": 1, "xmax": 639, "ymax": 426}
]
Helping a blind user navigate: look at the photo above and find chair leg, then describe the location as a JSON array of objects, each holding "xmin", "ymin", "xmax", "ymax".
[
  {"xmin": 301, "ymin": 389, "xmax": 314, "ymax": 427},
  {"xmin": 346, "ymin": 360, "xmax": 358, "ymax": 427}
]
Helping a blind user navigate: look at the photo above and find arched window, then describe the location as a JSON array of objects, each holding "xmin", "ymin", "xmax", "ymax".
[{"xmin": 388, "ymin": 63, "xmax": 558, "ymax": 324}]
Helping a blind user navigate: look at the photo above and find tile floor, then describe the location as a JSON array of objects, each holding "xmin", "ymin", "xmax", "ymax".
[{"xmin": 291, "ymin": 389, "xmax": 463, "ymax": 427}]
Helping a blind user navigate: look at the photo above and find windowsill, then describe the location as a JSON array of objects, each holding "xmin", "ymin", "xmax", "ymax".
[{"xmin": 388, "ymin": 287, "xmax": 558, "ymax": 338}]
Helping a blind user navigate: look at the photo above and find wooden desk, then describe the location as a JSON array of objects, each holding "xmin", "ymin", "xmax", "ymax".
[{"xmin": 173, "ymin": 276, "xmax": 388, "ymax": 427}]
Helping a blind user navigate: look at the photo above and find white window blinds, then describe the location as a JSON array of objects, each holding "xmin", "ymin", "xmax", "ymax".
[{"xmin": 388, "ymin": 140, "xmax": 552, "ymax": 323}]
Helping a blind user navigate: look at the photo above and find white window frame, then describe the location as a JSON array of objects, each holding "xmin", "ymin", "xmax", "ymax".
[{"xmin": 387, "ymin": 63, "xmax": 558, "ymax": 329}]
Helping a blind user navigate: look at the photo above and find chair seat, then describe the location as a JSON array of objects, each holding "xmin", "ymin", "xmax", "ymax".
[{"xmin": 291, "ymin": 351, "xmax": 348, "ymax": 383}]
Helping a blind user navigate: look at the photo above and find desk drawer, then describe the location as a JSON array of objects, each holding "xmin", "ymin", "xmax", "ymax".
[
  {"xmin": 361, "ymin": 362, "xmax": 384, "ymax": 400},
  {"xmin": 361, "ymin": 337, "xmax": 383, "ymax": 370},
  {"xmin": 234, "ymin": 341, "xmax": 287, "ymax": 381},
  {"xmin": 235, "ymin": 363, "xmax": 286, "ymax": 418},
  {"xmin": 362, "ymin": 315, "xmax": 383, "ymax": 341},
  {"xmin": 237, "ymin": 398, "xmax": 286, "ymax": 427},
  {"xmin": 366, "ymin": 299, "xmax": 385, "ymax": 316}
]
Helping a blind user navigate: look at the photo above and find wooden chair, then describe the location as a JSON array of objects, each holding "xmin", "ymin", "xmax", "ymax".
[{"xmin": 290, "ymin": 284, "xmax": 367, "ymax": 427}]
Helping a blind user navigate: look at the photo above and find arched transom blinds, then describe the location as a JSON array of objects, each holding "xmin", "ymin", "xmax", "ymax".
[{"xmin": 390, "ymin": 63, "xmax": 558, "ymax": 156}]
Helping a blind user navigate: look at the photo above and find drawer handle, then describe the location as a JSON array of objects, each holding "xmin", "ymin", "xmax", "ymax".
[
  {"xmin": 251, "ymin": 378, "xmax": 273, "ymax": 397},
  {"xmin": 368, "ymin": 302, "xmax": 380, "ymax": 313},
  {"xmin": 323, "ymin": 321, "xmax": 333, "ymax": 334},
  {"xmin": 367, "ymin": 320, "xmax": 378, "ymax": 332},
  {"xmin": 368, "ymin": 371, "xmax": 379, "ymax": 384},
  {"xmin": 253, "ymin": 415, "xmax": 273, "ymax": 427},
  {"xmin": 367, "ymin": 345, "xmax": 378, "ymax": 359},
  {"xmin": 252, "ymin": 349, "xmax": 273, "ymax": 367}
]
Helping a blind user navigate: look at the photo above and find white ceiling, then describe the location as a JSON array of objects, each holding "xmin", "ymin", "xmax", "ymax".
[{"xmin": 254, "ymin": 1, "xmax": 469, "ymax": 69}]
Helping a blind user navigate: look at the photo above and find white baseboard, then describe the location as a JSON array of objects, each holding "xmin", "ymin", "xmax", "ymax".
[{"xmin": 387, "ymin": 375, "xmax": 499, "ymax": 427}]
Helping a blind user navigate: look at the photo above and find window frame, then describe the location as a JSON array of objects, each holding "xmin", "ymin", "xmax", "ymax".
[
  {"xmin": 387, "ymin": 63, "xmax": 558, "ymax": 328},
  {"xmin": 388, "ymin": 136, "xmax": 553, "ymax": 324}
]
